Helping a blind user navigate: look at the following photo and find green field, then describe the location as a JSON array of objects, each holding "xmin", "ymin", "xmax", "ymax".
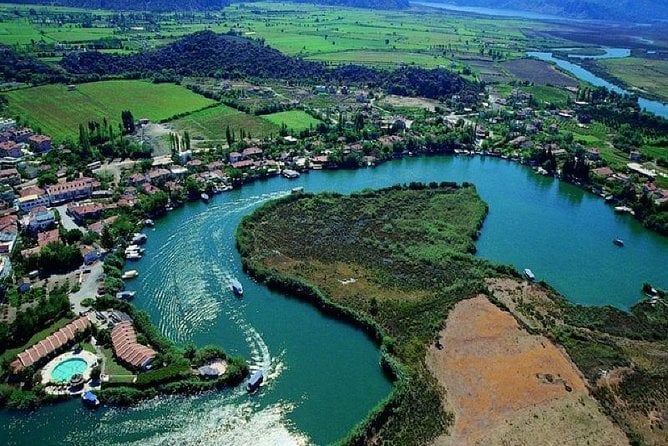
[
  {"xmin": 261, "ymin": 110, "xmax": 321, "ymax": 132},
  {"xmin": 521, "ymin": 85, "xmax": 572, "ymax": 104},
  {"xmin": 169, "ymin": 104, "xmax": 280, "ymax": 144},
  {"xmin": 599, "ymin": 57, "xmax": 668, "ymax": 102},
  {"xmin": 3, "ymin": 81, "xmax": 215, "ymax": 140}
]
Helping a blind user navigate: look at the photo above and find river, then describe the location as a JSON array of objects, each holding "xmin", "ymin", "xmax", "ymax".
[{"xmin": 1, "ymin": 156, "xmax": 667, "ymax": 445}]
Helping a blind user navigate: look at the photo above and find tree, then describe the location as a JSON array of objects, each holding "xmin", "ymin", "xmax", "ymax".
[{"xmin": 121, "ymin": 110, "xmax": 135, "ymax": 134}]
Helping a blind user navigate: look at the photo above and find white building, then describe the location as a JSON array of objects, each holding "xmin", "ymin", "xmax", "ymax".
[
  {"xmin": 26, "ymin": 206, "xmax": 56, "ymax": 231},
  {"xmin": 17, "ymin": 193, "xmax": 50, "ymax": 213}
]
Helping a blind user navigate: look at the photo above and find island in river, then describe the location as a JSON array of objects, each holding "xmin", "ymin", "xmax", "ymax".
[{"xmin": 237, "ymin": 183, "xmax": 668, "ymax": 445}]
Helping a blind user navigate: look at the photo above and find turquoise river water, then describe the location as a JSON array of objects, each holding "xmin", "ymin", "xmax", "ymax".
[{"xmin": 1, "ymin": 156, "xmax": 666, "ymax": 445}]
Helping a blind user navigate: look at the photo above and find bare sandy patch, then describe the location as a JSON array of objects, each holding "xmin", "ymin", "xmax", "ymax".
[{"xmin": 426, "ymin": 295, "xmax": 627, "ymax": 446}]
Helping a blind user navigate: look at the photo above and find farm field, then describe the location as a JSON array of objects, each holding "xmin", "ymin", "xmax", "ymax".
[
  {"xmin": 501, "ymin": 59, "xmax": 579, "ymax": 87},
  {"xmin": 261, "ymin": 110, "xmax": 321, "ymax": 132},
  {"xmin": 3, "ymin": 81, "xmax": 215, "ymax": 140},
  {"xmin": 598, "ymin": 57, "xmax": 668, "ymax": 102},
  {"xmin": 168, "ymin": 104, "xmax": 280, "ymax": 145},
  {"xmin": 306, "ymin": 50, "xmax": 454, "ymax": 69}
]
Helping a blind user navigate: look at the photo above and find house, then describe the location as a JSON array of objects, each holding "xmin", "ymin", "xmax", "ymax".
[
  {"xmin": 111, "ymin": 320, "xmax": 157, "ymax": 370},
  {"xmin": 17, "ymin": 278, "xmax": 31, "ymax": 293},
  {"xmin": 47, "ymin": 177, "xmax": 95, "ymax": 204},
  {"xmin": 0, "ymin": 141, "xmax": 23, "ymax": 158},
  {"xmin": 66, "ymin": 202, "xmax": 107, "ymax": 223},
  {"xmin": 147, "ymin": 168, "xmax": 171, "ymax": 184},
  {"xmin": 592, "ymin": 166, "xmax": 614, "ymax": 178},
  {"xmin": 127, "ymin": 173, "xmax": 147, "ymax": 186},
  {"xmin": 80, "ymin": 245, "xmax": 99, "ymax": 265},
  {"xmin": 231, "ymin": 160, "xmax": 255, "ymax": 170},
  {"xmin": 241, "ymin": 147, "xmax": 263, "ymax": 158},
  {"xmin": 587, "ymin": 148, "xmax": 601, "ymax": 161},
  {"xmin": 17, "ymin": 188, "xmax": 50, "ymax": 213},
  {"xmin": 0, "ymin": 168, "xmax": 20, "ymax": 186},
  {"xmin": 228, "ymin": 151, "xmax": 242, "ymax": 164},
  {"xmin": 0, "ymin": 214, "xmax": 18, "ymax": 253},
  {"xmin": 11, "ymin": 128, "xmax": 32, "ymax": 143},
  {"xmin": 88, "ymin": 216, "xmax": 118, "ymax": 235},
  {"xmin": 27, "ymin": 135, "xmax": 52, "ymax": 153},
  {"xmin": 10, "ymin": 317, "xmax": 91, "ymax": 373},
  {"xmin": 26, "ymin": 206, "xmax": 56, "ymax": 231},
  {"xmin": 37, "ymin": 228, "xmax": 59, "ymax": 247},
  {"xmin": 629, "ymin": 150, "xmax": 641, "ymax": 161},
  {"xmin": 141, "ymin": 183, "xmax": 161, "ymax": 195}
]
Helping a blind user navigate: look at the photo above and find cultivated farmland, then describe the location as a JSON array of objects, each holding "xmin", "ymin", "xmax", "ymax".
[
  {"xmin": 261, "ymin": 110, "xmax": 321, "ymax": 132},
  {"xmin": 168, "ymin": 104, "xmax": 280, "ymax": 146},
  {"xmin": 3, "ymin": 80, "xmax": 215, "ymax": 140}
]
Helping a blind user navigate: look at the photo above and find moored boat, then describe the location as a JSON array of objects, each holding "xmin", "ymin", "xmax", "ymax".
[
  {"xmin": 121, "ymin": 270, "xmax": 139, "ymax": 280},
  {"xmin": 613, "ymin": 238, "xmax": 624, "ymax": 247},
  {"xmin": 246, "ymin": 369, "xmax": 264, "ymax": 392},
  {"xmin": 282, "ymin": 169, "xmax": 300, "ymax": 179},
  {"xmin": 524, "ymin": 268, "xmax": 535, "ymax": 281},
  {"xmin": 201, "ymin": 193, "xmax": 210, "ymax": 202},
  {"xmin": 131, "ymin": 233, "xmax": 147, "ymax": 245},
  {"xmin": 81, "ymin": 391, "xmax": 99, "ymax": 407},
  {"xmin": 231, "ymin": 279, "xmax": 243, "ymax": 296},
  {"xmin": 116, "ymin": 291, "xmax": 136, "ymax": 300}
]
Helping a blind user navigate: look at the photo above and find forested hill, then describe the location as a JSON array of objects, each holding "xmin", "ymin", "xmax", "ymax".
[
  {"xmin": 61, "ymin": 31, "xmax": 478, "ymax": 101},
  {"xmin": 0, "ymin": 0, "xmax": 408, "ymax": 11},
  {"xmin": 0, "ymin": 45, "xmax": 66, "ymax": 84},
  {"xmin": 434, "ymin": 0, "xmax": 668, "ymax": 22}
]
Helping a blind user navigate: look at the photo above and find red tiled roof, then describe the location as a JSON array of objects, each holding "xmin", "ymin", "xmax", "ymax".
[
  {"xmin": 12, "ymin": 317, "xmax": 90, "ymax": 372},
  {"xmin": 111, "ymin": 321, "xmax": 157, "ymax": 369}
]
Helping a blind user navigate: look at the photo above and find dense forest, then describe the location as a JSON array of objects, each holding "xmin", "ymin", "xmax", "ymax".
[
  {"xmin": 0, "ymin": 45, "xmax": 66, "ymax": 85},
  {"xmin": 437, "ymin": 0, "xmax": 668, "ymax": 22},
  {"xmin": 61, "ymin": 31, "xmax": 479, "ymax": 100},
  {"xmin": 0, "ymin": 0, "xmax": 408, "ymax": 11}
]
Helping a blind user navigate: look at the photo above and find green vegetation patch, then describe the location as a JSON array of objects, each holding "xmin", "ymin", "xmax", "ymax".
[
  {"xmin": 237, "ymin": 183, "xmax": 497, "ymax": 445},
  {"xmin": 599, "ymin": 57, "xmax": 668, "ymax": 103},
  {"xmin": 169, "ymin": 103, "xmax": 280, "ymax": 143},
  {"xmin": 3, "ymin": 81, "xmax": 215, "ymax": 141},
  {"xmin": 260, "ymin": 110, "xmax": 321, "ymax": 132}
]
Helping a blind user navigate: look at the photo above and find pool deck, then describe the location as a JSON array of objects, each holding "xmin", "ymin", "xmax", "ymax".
[{"xmin": 41, "ymin": 350, "xmax": 99, "ymax": 393}]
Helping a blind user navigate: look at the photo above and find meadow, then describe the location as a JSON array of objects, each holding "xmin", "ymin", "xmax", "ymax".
[
  {"xmin": 3, "ymin": 80, "xmax": 214, "ymax": 140},
  {"xmin": 168, "ymin": 103, "xmax": 280, "ymax": 144},
  {"xmin": 261, "ymin": 110, "xmax": 321, "ymax": 132},
  {"xmin": 598, "ymin": 57, "xmax": 668, "ymax": 102}
]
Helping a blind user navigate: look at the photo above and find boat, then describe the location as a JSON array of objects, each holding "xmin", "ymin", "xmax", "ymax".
[
  {"xmin": 201, "ymin": 193, "xmax": 210, "ymax": 202},
  {"xmin": 524, "ymin": 268, "xmax": 536, "ymax": 281},
  {"xmin": 614, "ymin": 206, "xmax": 633, "ymax": 214},
  {"xmin": 144, "ymin": 219, "xmax": 155, "ymax": 227},
  {"xmin": 81, "ymin": 391, "xmax": 100, "ymax": 407},
  {"xmin": 613, "ymin": 238, "xmax": 625, "ymax": 247},
  {"xmin": 121, "ymin": 270, "xmax": 139, "ymax": 280},
  {"xmin": 116, "ymin": 291, "xmax": 136, "ymax": 300},
  {"xmin": 282, "ymin": 169, "xmax": 300, "ymax": 179},
  {"xmin": 126, "ymin": 252, "xmax": 142, "ymax": 260},
  {"xmin": 291, "ymin": 187, "xmax": 304, "ymax": 194},
  {"xmin": 231, "ymin": 279, "xmax": 243, "ymax": 296},
  {"xmin": 131, "ymin": 233, "xmax": 147, "ymax": 245},
  {"xmin": 246, "ymin": 370, "xmax": 264, "ymax": 392}
]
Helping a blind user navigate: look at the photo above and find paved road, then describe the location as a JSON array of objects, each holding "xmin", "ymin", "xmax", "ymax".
[{"xmin": 69, "ymin": 261, "xmax": 103, "ymax": 314}]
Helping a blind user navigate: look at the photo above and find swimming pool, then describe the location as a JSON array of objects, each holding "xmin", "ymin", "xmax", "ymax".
[{"xmin": 51, "ymin": 358, "xmax": 88, "ymax": 383}]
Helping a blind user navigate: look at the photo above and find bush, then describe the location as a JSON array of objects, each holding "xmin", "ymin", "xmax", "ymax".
[
  {"xmin": 135, "ymin": 363, "xmax": 191, "ymax": 388},
  {"xmin": 6, "ymin": 390, "xmax": 39, "ymax": 410}
]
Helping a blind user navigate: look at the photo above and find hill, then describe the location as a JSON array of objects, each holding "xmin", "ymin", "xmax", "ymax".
[
  {"xmin": 60, "ymin": 31, "xmax": 479, "ymax": 101},
  {"xmin": 433, "ymin": 0, "xmax": 668, "ymax": 22}
]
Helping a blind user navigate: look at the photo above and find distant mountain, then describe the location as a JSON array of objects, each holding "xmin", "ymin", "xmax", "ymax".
[
  {"xmin": 429, "ymin": 0, "xmax": 668, "ymax": 22},
  {"xmin": 0, "ymin": 0, "xmax": 408, "ymax": 11}
]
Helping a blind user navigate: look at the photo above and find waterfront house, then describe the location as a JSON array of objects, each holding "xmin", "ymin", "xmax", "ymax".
[
  {"xmin": 10, "ymin": 317, "xmax": 91, "ymax": 373},
  {"xmin": 592, "ymin": 166, "xmax": 614, "ymax": 178},
  {"xmin": 241, "ymin": 147, "xmax": 263, "ymax": 159},
  {"xmin": 111, "ymin": 320, "xmax": 157, "ymax": 370},
  {"xmin": 147, "ymin": 168, "xmax": 171, "ymax": 184}
]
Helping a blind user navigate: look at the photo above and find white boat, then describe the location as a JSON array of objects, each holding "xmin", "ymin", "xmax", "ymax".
[
  {"xmin": 201, "ymin": 193, "xmax": 210, "ymax": 202},
  {"xmin": 126, "ymin": 252, "xmax": 142, "ymax": 260},
  {"xmin": 144, "ymin": 219, "xmax": 155, "ymax": 227},
  {"xmin": 282, "ymin": 169, "xmax": 300, "ymax": 179},
  {"xmin": 121, "ymin": 270, "xmax": 139, "ymax": 279},
  {"xmin": 524, "ymin": 268, "xmax": 535, "ymax": 281},
  {"xmin": 132, "ymin": 233, "xmax": 147, "ymax": 244},
  {"xmin": 291, "ymin": 187, "xmax": 304, "ymax": 194},
  {"xmin": 614, "ymin": 206, "xmax": 633, "ymax": 214},
  {"xmin": 231, "ymin": 279, "xmax": 243, "ymax": 296}
]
